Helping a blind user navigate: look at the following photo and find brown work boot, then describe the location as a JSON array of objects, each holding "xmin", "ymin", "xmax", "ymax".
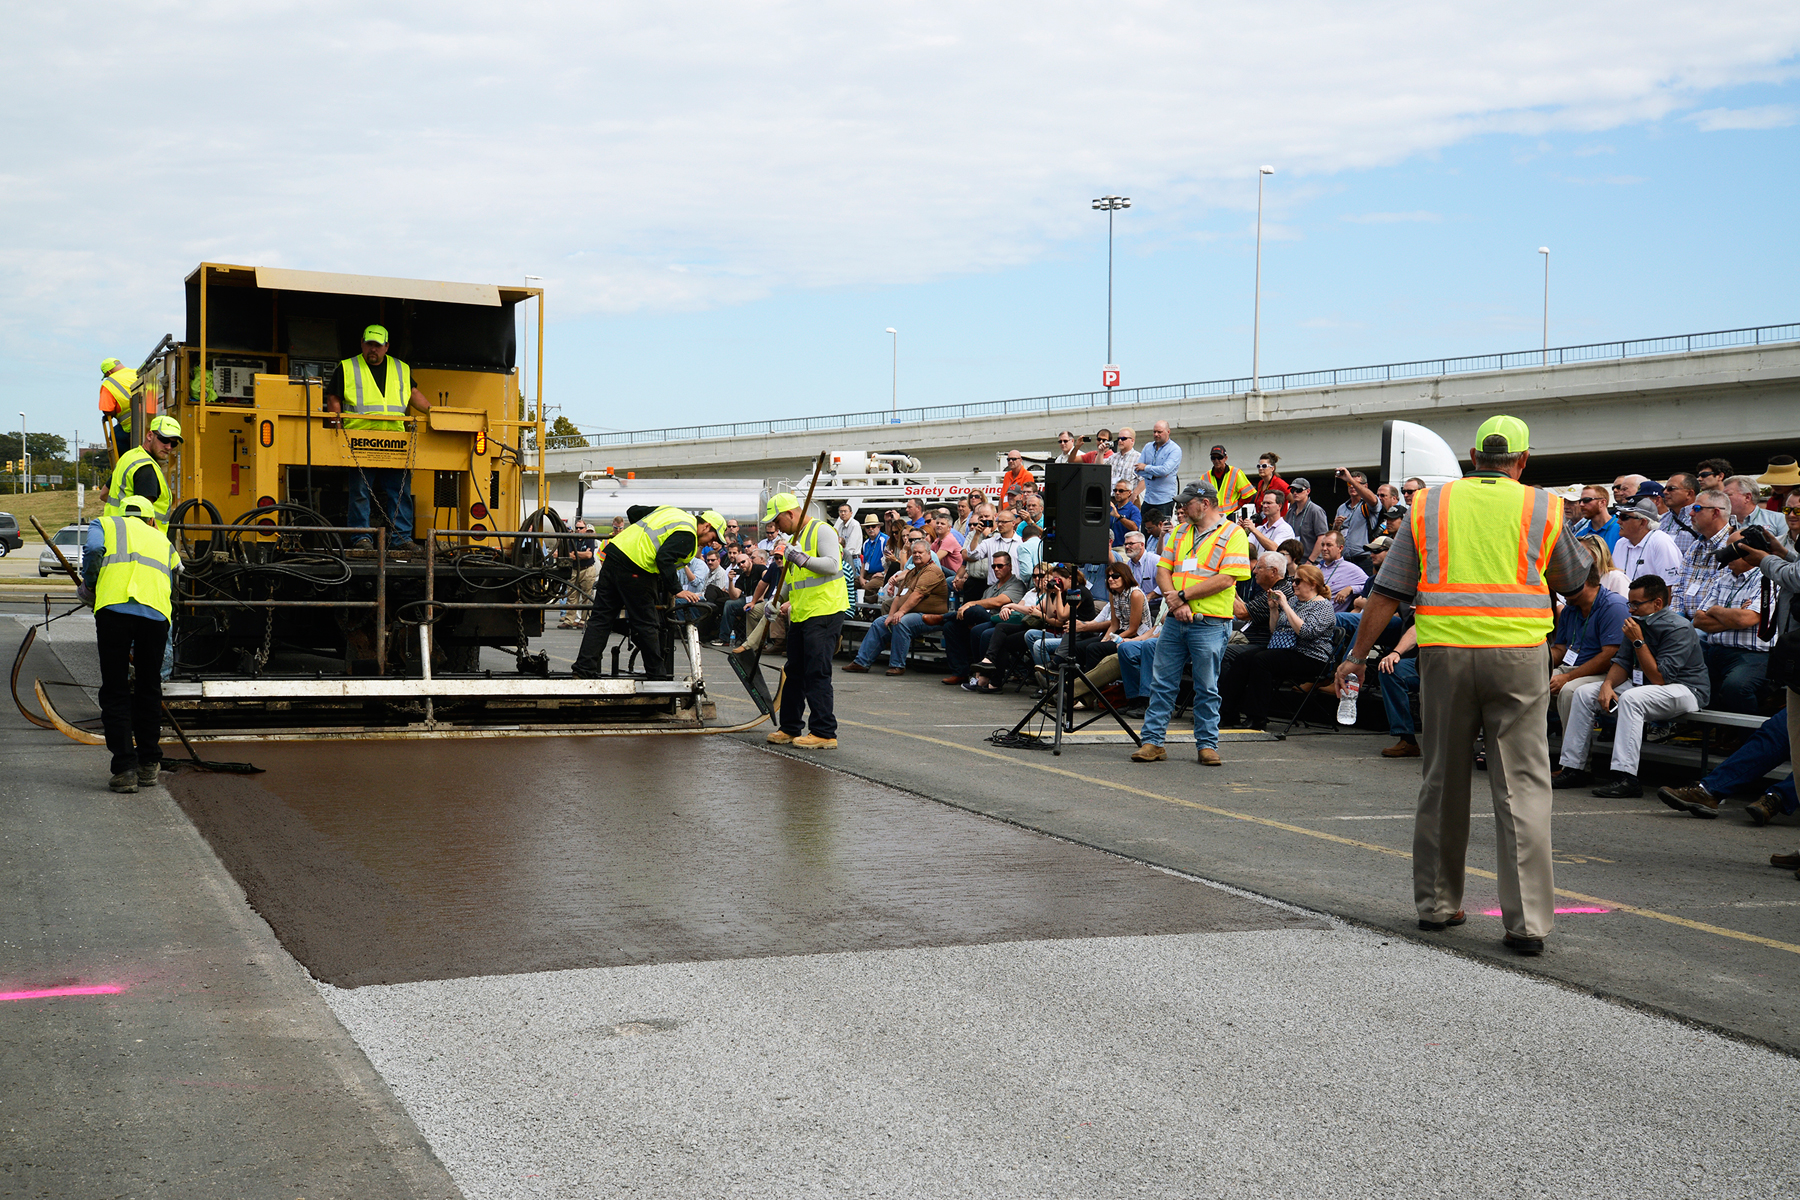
[
  {"xmin": 1198, "ymin": 747, "xmax": 1222, "ymax": 767},
  {"xmin": 1657, "ymin": 784, "xmax": 1721, "ymax": 818},
  {"xmin": 1381, "ymin": 739, "xmax": 1420, "ymax": 758},
  {"xmin": 767, "ymin": 730, "xmax": 795, "ymax": 745},
  {"xmin": 841, "ymin": 662, "xmax": 868, "ymax": 673},
  {"xmin": 1746, "ymin": 791, "xmax": 1787, "ymax": 826},
  {"xmin": 1770, "ymin": 851, "xmax": 1800, "ymax": 870},
  {"xmin": 884, "ymin": 666, "xmax": 906, "ymax": 676},
  {"xmin": 108, "ymin": 771, "xmax": 138, "ymax": 794},
  {"xmin": 136, "ymin": 763, "xmax": 160, "ymax": 787},
  {"xmin": 1130, "ymin": 743, "xmax": 1166, "ymax": 763},
  {"xmin": 793, "ymin": 734, "xmax": 837, "ymax": 749}
]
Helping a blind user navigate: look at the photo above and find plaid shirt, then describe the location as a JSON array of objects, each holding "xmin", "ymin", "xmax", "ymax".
[
  {"xmin": 1673, "ymin": 527, "xmax": 1730, "ymax": 616},
  {"xmin": 1692, "ymin": 564, "xmax": 1775, "ymax": 651},
  {"xmin": 1660, "ymin": 506, "xmax": 1699, "ymax": 557}
]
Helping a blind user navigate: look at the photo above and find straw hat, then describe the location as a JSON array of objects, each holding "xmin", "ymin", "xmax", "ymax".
[{"xmin": 1758, "ymin": 456, "xmax": 1800, "ymax": 488}]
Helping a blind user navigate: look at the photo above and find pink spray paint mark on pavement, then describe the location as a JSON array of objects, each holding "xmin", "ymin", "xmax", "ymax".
[
  {"xmin": 0, "ymin": 984, "xmax": 124, "ymax": 1002},
  {"xmin": 1482, "ymin": 907, "xmax": 1609, "ymax": 916}
]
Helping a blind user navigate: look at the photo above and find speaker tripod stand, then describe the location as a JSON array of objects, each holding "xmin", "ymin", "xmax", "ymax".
[{"xmin": 1004, "ymin": 643, "xmax": 1142, "ymax": 755}]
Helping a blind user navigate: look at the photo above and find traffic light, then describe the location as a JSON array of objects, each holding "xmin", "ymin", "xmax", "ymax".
[{"xmin": 4, "ymin": 460, "xmax": 12, "ymax": 473}]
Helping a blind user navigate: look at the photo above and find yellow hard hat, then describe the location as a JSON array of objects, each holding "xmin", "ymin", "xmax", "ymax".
[
  {"xmin": 698, "ymin": 510, "xmax": 729, "ymax": 537},
  {"xmin": 101, "ymin": 357, "xmax": 123, "ymax": 374},
  {"xmin": 762, "ymin": 492, "xmax": 801, "ymax": 521}
]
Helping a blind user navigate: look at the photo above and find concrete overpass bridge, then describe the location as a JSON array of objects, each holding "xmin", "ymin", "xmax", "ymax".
[{"xmin": 543, "ymin": 323, "xmax": 1800, "ymax": 504}]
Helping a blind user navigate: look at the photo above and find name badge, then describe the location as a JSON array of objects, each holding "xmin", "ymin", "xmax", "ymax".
[
  {"xmin": 1631, "ymin": 669, "xmax": 1644, "ymax": 687},
  {"xmin": 1181, "ymin": 558, "xmax": 1198, "ymax": 572},
  {"xmin": 1561, "ymin": 648, "xmax": 1578, "ymax": 667},
  {"xmin": 1685, "ymin": 581, "xmax": 1701, "ymax": 595}
]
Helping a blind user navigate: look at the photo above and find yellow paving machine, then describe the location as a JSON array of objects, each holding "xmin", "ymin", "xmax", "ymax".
[{"xmin": 30, "ymin": 264, "xmax": 730, "ymax": 740}]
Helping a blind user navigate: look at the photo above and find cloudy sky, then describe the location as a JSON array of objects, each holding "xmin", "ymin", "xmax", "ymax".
[{"xmin": 3, "ymin": 1, "xmax": 1797, "ymax": 445}]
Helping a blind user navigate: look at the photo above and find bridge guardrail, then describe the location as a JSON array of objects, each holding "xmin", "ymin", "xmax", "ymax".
[{"xmin": 550, "ymin": 321, "xmax": 1800, "ymax": 451}]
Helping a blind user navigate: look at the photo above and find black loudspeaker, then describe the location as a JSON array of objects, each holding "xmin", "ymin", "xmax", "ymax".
[{"xmin": 1043, "ymin": 463, "xmax": 1113, "ymax": 564}]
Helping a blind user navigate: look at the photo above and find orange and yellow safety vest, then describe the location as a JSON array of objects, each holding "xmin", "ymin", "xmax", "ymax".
[{"xmin": 1410, "ymin": 476, "xmax": 1560, "ymax": 647}]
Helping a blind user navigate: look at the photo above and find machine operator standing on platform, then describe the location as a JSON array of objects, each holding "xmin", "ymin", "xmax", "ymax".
[
  {"xmin": 763, "ymin": 492, "xmax": 849, "ymax": 749},
  {"xmin": 1336, "ymin": 415, "xmax": 1591, "ymax": 956},
  {"xmin": 572, "ymin": 506, "xmax": 726, "ymax": 680},
  {"xmin": 321, "ymin": 324, "xmax": 432, "ymax": 551},
  {"xmin": 98, "ymin": 356, "xmax": 155, "ymax": 455},
  {"xmin": 78, "ymin": 496, "xmax": 182, "ymax": 795}
]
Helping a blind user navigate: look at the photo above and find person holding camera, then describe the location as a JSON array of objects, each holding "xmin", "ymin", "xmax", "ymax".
[
  {"xmin": 1612, "ymin": 500, "xmax": 1683, "ymax": 585},
  {"xmin": 1244, "ymin": 491, "xmax": 1295, "ymax": 555},
  {"xmin": 1053, "ymin": 430, "xmax": 1087, "ymax": 463},
  {"xmin": 1332, "ymin": 468, "xmax": 1387, "ymax": 569}
]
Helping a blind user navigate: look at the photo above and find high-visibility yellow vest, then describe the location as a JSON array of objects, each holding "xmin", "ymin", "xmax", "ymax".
[
  {"xmin": 100, "ymin": 368, "xmax": 138, "ymax": 429},
  {"xmin": 784, "ymin": 518, "xmax": 850, "ymax": 622},
  {"xmin": 95, "ymin": 516, "xmax": 179, "ymax": 622},
  {"xmin": 104, "ymin": 447, "xmax": 171, "ymax": 524},
  {"xmin": 1162, "ymin": 519, "xmax": 1251, "ymax": 618},
  {"xmin": 610, "ymin": 506, "xmax": 697, "ymax": 574},
  {"xmin": 1209, "ymin": 466, "xmax": 1258, "ymax": 511},
  {"xmin": 340, "ymin": 355, "xmax": 412, "ymax": 430},
  {"xmin": 1411, "ymin": 476, "xmax": 1560, "ymax": 648}
]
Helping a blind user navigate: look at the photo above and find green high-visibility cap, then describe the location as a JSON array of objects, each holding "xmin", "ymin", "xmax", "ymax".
[
  {"xmin": 1475, "ymin": 414, "xmax": 1530, "ymax": 453},
  {"xmin": 698, "ymin": 510, "xmax": 729, "ymax": 537},
  {"xmin": 763, "ymin": 492, "xmax": 800, "ymax": 521},
  {"xmin": 148, "ymin": 414, "xmax": 184, "ymax": 442},
  {"xmin": 363, "ymin": 324, "xmax": 390, "ymax": 345},
  {"xmin": 101, "ymin": 357, "xmax": 123, "ymax": 374}
]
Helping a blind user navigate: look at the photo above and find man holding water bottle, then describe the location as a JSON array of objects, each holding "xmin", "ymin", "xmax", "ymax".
[{"xmin": 1335, "ymin": 416, "xmax": 1591, "ymax": 957}]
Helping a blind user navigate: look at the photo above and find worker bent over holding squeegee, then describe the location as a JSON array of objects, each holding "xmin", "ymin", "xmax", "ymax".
[{"xmin": 573, "ymin": 506, "xmax": 725, "ymax": 680}]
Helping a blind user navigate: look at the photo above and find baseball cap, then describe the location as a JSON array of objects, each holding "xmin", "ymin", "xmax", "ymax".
[
  {"xmin": 1619, "ymin": 500, "xmax": 1659, "ymax": 522},
  {"xmin": 1178, "ymin": 480, "xmax": 1218, "ymax": 506},
  {"xmin": 363, "ymin": 324, "xmax": 390, "ymax": 345},
  {"xmin": 120, "ymin": 496, "xmax": 156, "ymax": 521},
  {"xmin": 1546, "ymin": 483, "xmax": 1583, "ymax": 502},
  {"xmin": 762, "ymin": 492, "xmax": 801, "ymax": 521},
  {"xmin": 1290, "ymin": 476, "xmax": 1312, "ymax": 491},
  {"xmin": 698, "ymin": 510, "xmax": 729, "ymax": 537},
  {"xmin": 101, "ymin": 357, "xmax": 123, "ymax": 373},
  {"xmin": 1366, "ymin": 535, "xmax": 1394, "ymax": 553},
  {"xmin": 147, "ymin": 414, "xmax": 184, "ymax": 442},
  {"xmin": 1475, "ymin": 414, "xmax": 1530, "ymax": 454},
  {"xmin": 1632, "ymin": 481, "xmax": 1666, "ymax": 499},
  {"xmin": 1209, "ymin": 444, "xmax": 1227, "ymax": 458}
]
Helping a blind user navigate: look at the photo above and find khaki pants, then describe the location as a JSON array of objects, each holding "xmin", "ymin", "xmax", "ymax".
[{"xmin": 1415, "ymin": 643, "xmax": 1556, "ymax": 940}]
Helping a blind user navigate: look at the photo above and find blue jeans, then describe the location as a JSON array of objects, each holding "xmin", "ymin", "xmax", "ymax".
[
  {"xmin": 720, "ymin": 597, "xmax": 748, "ymax": 643},
  {"xmin": 1701, "ymin": 708, "xmax": 1796, "ymax": 811},
  {"xmin": 1026, "ymin": 630, "xmax": 1064, "ymax": 666},
  {"xmin": 1141, "ymin": 615, "xmax": 1231, "ymax": 749},
  {"xmin": 1378, "ymin": 658, "xmax": 1421, "ymax": 738},
  {"xmin": 1335, "ymin": 610, "xmax": 1402, "ymax": 660},
  {"xmin": 1117, "ymin": 637, "xmax": 1158, "ymax": 699},
  {"xmin": 1703, "ymin": 643, "xmax": 1768, "ymax": 715},
  {"xmin": 856, "ymin": 612, "xmax": 932, "ymax": 669},
  {"xmin": 348, "ymin": 466, "xmax": 410, "ymax": 541}
]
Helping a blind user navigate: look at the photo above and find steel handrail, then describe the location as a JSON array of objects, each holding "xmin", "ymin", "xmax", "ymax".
[{"xmin": 547, "ymin": 319, "xmax": 1800, "ymax": 450}]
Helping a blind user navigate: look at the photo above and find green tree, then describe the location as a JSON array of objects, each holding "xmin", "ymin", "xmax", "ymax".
[{"xmin": 549, "ymin": 415, "xmax": 588, "ymax": 448}]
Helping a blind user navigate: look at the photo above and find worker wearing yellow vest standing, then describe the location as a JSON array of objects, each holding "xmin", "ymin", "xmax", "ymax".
[
  {"xmin": 573, "ymin": 506, "xmax": 725, "ymax": 680},
  {"xmin": 98, "ymin": 357, "xmax": 154, "ymax": 455},
  {"xmin": 104, "ymin": 414, "xmax": 181, "ymax": 524},
  {"xmin": 1337, "ymin": 415, "xmax": 1591, "ymax": 956},
  {"xmin": 764, "ymin": 492, "xmax": 849, "ymax": 749},
  {"xmin": 321, "ymin": 324, "xmax": 433, "ymax": 551},
  {"xmin": 78, "ymin": 497, "xmax": 181, "ymax": 795},
  {"xmin": 1130, "ymin": 480, "xmax": 1253, "ymax": 766}
]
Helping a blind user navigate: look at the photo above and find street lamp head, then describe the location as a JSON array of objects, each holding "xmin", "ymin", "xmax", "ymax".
[
  {"xmin": 1259, "ymin": 165, "xmax": 1275, "ymax": 175},
  {"xmin": 1538, "ymin": 247, "xmax": 1549, "ymax": 255},
  {"xmin": 1091, "ymin": 195, "xmax": 1130, "ymax": 211},
  {"xmin": 885, "ymin": 327, "xmax": 897, "ymax": 334}
]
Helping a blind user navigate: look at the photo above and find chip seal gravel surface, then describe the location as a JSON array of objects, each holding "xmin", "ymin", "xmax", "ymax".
[{"xmin": 322, "ymin": 925, "xmax": 1800, "ymax": 1198}]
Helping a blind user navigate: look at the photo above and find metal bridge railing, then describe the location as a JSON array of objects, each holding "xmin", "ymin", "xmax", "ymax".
[{"xmin": 548, "ymin": 320, "xmax": 1800, "ymax": 451}]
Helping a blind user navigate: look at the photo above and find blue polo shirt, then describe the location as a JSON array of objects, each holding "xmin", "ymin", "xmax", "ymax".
[
  {"xmin": 1572, "ymin": 514, "xmax": 1621, "ymax": 552},
  {"xmin": 1110, "ymin": 500, "xmax": 1141, "ymax": 547},
  {"xmin": 1552, "ymin": 587, "xmax": 1628, "ymax": 669}
]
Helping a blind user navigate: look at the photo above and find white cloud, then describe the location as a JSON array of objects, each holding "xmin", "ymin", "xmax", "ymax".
[
  {"xmin": 2, "ymin": 0, "xmax": 1799, "ymax": 366},
  {"xmin": 1339, "ymin": 211, "xmax": 1443, "ymax": 224},
  {"xmin": 1686, "ymin": 104, "xmax": 1799, "ymax": 130}
]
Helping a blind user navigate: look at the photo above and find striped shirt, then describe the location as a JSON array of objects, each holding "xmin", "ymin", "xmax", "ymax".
[
  {"xmin": 1693, "ymin": 565, "xmax": 1775, "ymax": 651},
  {"xmin": 1672, "ymin": 528, "xmax": 1730, "ymax": 616}
]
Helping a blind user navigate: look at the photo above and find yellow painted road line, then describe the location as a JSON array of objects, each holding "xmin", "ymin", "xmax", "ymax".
[{"xmin": 822, "ymin": 717, "xmax": 1800, "ymax": 958}]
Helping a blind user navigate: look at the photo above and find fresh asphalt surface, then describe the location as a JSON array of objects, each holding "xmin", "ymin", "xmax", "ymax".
[{"xmin": 7, "ymin": 610, "xmax": 1800, "ymax": 1197}]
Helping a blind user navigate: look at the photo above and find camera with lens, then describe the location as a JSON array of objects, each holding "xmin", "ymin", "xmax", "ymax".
[{"xmin": 1714, "ymin": 525, "xmax": 1775, "ymax": 565}]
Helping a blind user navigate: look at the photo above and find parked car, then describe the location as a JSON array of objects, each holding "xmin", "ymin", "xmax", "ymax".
[
  {"xmin": 0, "ymin": 511, "xmax": 22, "ymax": 555},
  {"xmin": 39, "ymin": 523, "xmax": 87, "ymax": 577}
]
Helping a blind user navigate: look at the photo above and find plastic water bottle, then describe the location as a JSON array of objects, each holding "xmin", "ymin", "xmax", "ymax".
[{"xmin": 1336, "ymin": 673, "xmax": 1360, "ymax": 725}]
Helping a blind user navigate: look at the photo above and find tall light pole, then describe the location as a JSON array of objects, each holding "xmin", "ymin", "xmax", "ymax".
[
  {"xmin": 1538, "ymin": 248, "xmax": 1550, "ymax": 365},
  {"xmin": 885, "ymin": 328, "xmax": 898, "ymax": 422},
  {"xmin": 1092, "ymin": 195, "xmax": 1130, "ymax": 381},
  {"xmin": 1253, "ymin": 166, "xmax": 1275, "ymax": 393}
]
